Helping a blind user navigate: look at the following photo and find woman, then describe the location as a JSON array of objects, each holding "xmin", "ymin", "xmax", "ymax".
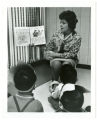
[{"xmin": 45, "ymin": 10, "xmax": 81, "ymax": 81}]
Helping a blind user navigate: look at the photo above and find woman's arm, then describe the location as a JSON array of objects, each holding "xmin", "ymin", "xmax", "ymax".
[
  {"xmin": 52, "ymin": 36, "xmax": 81, "ymax": 59},
  {"xmin": 46, "ymin": 34, "xmax": 57, "ymax": 51},
  {"xmin": 44, "ymin": 34, "xmax": 57, "ymax": 60}
]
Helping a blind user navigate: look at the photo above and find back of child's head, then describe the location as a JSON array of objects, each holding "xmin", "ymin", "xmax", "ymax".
[
  {"xmin": 60, "ymin": 89, "xmax": 84, "ymax": 112},
  {"xmin": 14, "ymin": 63, "xmax": 36, "ymax": 92},
  {"xmin": 60, "ymin": 64, "xmax": 77, "ymax": 84}
]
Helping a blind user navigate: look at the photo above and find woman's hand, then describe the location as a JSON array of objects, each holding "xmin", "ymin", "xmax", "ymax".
[
  {"xmin": 46, "ymin": 51, "xmax": 56, "ymax": 57},
  {"xmin": 44, "ymin": 51, "xmax": 56, "ymax": 60}
]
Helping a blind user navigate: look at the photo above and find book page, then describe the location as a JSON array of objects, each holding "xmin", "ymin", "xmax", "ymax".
[
  {"xmin": 14, "ymin": 27, "xmax": 30, "ymax": 46},
  {"xmin": 30, "ymin": 26, "xmax": 46, "ymax": 45}
]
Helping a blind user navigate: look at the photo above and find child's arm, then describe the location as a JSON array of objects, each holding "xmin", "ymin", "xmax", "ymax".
[
  {"xmin": 49, "ymin": 81, "xmax": 60, "ymax": 99},
  {"xmin": 48, "ymin": 96, "xmax": 59, "ymax": 111},
  {"xmin": 49, "ymin": 81, "xmax": 59, "ymax": 93},
  {"xmin": 51, "ymin": 88, "xmax": 60, "ymax": 99}
]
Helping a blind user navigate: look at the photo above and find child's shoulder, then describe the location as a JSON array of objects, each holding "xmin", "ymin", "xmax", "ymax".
[
  {"xmin": 8, "ymin": 95, "xmax": 14, "ymax": 101},
  {"xmin": 30, "ymin": 99, "xmax": 44, "ymax": 112}
]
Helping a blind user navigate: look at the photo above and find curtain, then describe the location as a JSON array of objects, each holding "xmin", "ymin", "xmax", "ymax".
[{"xmin": 7, "ymin": 7, "xmax": 45, "ymax": 68}]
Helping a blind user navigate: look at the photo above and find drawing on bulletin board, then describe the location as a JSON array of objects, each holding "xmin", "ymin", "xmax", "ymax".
[
  {"xmin": 14, "ymin": 27, "xmax": 30, "ymax": 46},
  {"xmin": 14, "ymin": 26, "xmax": 46, "ymax": 46},
  {"xmin": 30, "ymin": 26, "xmax": 46, "ymax": 45}
]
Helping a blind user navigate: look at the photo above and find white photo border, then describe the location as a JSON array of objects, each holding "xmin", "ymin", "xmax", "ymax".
[{"xmin": 0, "ymin": 0, "xmax": 96, "ymax": 120}]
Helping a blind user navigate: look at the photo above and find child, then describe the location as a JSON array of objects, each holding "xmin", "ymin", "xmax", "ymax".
[
  {"xmin": 59, "ymin": 88, "xmax": 84, "ymax": 112},
  {"xmin": 48, "ymin": 64, "xmax": 89, "ymax": 112},
  {"xmin": 8, "ymin": 63, "xmax": 44, "ymax": 112},
  {"xmin": 49, "ymin": 64, "xmax": 77, "ymax": 99}
]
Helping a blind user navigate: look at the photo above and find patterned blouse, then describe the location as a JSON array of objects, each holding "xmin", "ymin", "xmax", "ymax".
[{"xmin": 46, "ymin": 30, "xmax": 81, "ymax": 64}]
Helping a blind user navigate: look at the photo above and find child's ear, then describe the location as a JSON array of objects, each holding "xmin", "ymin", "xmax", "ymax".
[{"xmin": 75, "ymin": 85, "xmax": 90, "ymax": 93}]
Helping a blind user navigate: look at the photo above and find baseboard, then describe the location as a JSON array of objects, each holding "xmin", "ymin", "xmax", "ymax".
[
  {"xmin": 30, "ymin": 59, "xmax": 50, "ymax": 67},
  {"xmin": 76, "ymin": 64, "xmax": 91, "ymax": 69},
  {"xmin": 30, "ymin": 60, "xmax": 91, "ymax": 70}
]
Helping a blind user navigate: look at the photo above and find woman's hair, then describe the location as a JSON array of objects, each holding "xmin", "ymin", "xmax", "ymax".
[
  {"xmin": 14, "ymin": 63, "xmax": 36, "ymax": 91},
  {"xmin": 60, "ymin": 64, "xmax": 77, "ymax": 84},
  {"xmin": 59, "ymin": 10, "xmax": 78, "ymax": 32},
  {"xmin": 60, "ymin": 89, "xmax": 84, "ymax": 112}
]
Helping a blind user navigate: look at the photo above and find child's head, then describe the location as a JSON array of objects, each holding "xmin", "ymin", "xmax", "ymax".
[
  {"xmin": 60, "ymin": 64, "xmax": 77, "ymax": 84},
  {"xmin": 60, "ymin": 89, "xmax": 84, "ymax": 112},
  {"xmin": 14, "ymin": 63, "xmax": 36, "ymax": 92}
]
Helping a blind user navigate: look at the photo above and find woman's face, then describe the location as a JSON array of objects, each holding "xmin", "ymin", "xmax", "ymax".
[{"xmin": 60, "ymin": 19, "xmax": 71, "ymax": 34}]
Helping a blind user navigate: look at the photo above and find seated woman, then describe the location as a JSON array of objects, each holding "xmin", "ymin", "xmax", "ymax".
[{"xmin": 44, "ymin": 10, "xmax": 81, "ymax": 81}]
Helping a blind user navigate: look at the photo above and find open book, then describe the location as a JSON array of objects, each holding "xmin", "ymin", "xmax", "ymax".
[{"xmin": 14, "ymin": 26, "xmax": 46, "ymax": 46}]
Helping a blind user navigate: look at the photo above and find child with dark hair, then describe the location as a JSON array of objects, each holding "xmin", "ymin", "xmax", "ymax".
[
  {"xmin": 59, "ymin": 88, "xmax": 84, "ymax": 112},
  {"xmin": 60, "ymin": 64, "xmax": 77, "ymax": 84},
  {"xmin": 49, "ymin": 64, "xmax": 77, "ymax": 99},
  {"xmin": 48, "ymin": 64, "xmax": 89, "ymax": 112},
  {"xmin": 8, "ymin": 63, "xmax": 44, "ymax": 112}
]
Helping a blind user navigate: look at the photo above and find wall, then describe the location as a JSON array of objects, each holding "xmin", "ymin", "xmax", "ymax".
[{"xmin": 45, "ymin": 7, "xmax": 91, "ymax": 65}]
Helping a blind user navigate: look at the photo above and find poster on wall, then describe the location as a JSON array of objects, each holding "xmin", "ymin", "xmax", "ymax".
[
  {"xmin": 14, "ymin": 27, "xmax": 30, "ymax": 46},
  {"xmin": 30, "ymin": 26, "xmax": 46, "ymax": 45},
  {"xmin": 14, "ymin": 26, "xmax": 46, "ymax": 46}
]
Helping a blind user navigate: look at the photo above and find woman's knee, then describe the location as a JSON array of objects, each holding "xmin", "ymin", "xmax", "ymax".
[
  {"xmin": 50, "ymin": 60, "xmax": 62, "ymax": 69},
  {"xmin": 62, "ymin": 61, "xmax": 76, "ymax": 67}
]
